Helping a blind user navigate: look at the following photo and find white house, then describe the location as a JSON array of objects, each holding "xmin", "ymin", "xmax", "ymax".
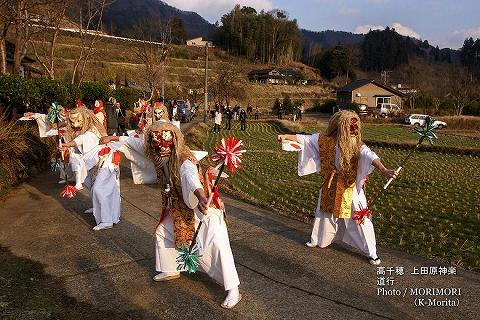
[{"xmin": 186, "ymin": 37, "xmax": 214, "ymax": 47}]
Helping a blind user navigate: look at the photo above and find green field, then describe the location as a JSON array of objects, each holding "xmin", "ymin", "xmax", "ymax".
[
  {"xmin": 198, "ymin": 121, "xmax": 480, "ymax": 271},
  {"xmin": 301, "ymin": 123, "xmax": 480, "ymax": 150}
]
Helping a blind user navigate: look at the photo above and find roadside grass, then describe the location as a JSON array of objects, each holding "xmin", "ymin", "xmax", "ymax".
[
  {"xmin": 0, "ymin": 116, "xmax": 53, "ymax": 199},
  {"xmin": 195, "ymin": 120, "xmax": 480, "ymax": 271},
  {"xmin": 0, "ymin": 246, "xmax": 146, "ymax": 319}
]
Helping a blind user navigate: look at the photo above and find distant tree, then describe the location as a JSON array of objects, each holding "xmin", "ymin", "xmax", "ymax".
[
  {"xmin": 316, "ymin": 45, "xmax": 353, "ymax": 81},
  {"xmin": 170, "ymin": 17, "xmax": 187, "ymax": 45},
  {"xmin": 213, "ymin": 5, "xmax": 302, "ymax": 64},
  {"xmin": 130, "ymin": 18, "xmax": 170, "ymax": 100},
  {"xmin": 210, "ymin": 63, "xmax": 244, "ymax": 106},
  {"xmin": 30, "ymin": 0, "xmax": 73, "ymax": 80},
  {"xmin": 282, "ymin": 94, "xmax": 293, "ymax": 114},
  {"xmin": 70, "ymin": 0, "xmax": 111, "ymax": 84},
  {"xmin": 361, "ymin": 27, "xmax": 409, "ymax": 71},
  {"xmin": 460, "ymin": 37, "xmax": 480, "ymax": 74},
  {"xmin": 240, "ymin": 6, "xmax": 256, "ymax": 15},
  {"xmin": 446, "ymin": 67, "xmax": 478, "ymax": 115}
]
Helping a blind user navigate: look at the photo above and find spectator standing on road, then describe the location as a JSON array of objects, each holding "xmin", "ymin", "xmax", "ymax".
[
  {"xmin": 115, "ymin": 102, "xmax": 127, "ymax": 135},
  {"xmin": 214, "ymin": 106, "xmax": 222, "ymax": 133},
  {"xmin": 239, "ymin": 108, "xmax": 247, "ymax": 131},
  {"xmin": 105, "ymin": 97, "xmax": 118, "ymax": 135},
  {"xmin": 225, "ymin": 106, "xmax": 233, "ymax": 130},
  {"xmin": 233, "ymin": 105, "xmax": 238, "ymax": 121},
  {"xmin": 254, "ymin": 106, "xmax": 259, "ymax": 120}
]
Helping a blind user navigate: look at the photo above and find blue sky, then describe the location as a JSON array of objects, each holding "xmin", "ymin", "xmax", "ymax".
[{"xmin": 165, "ymin": 0, "xmax": 480, "ymax": 49}]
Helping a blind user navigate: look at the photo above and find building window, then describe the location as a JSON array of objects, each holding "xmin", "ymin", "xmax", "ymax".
[{"xmin": 376, "ymin": 96, "xmax": 391, "ymax": 106}]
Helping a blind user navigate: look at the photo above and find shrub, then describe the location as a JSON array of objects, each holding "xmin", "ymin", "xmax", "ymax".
[
  {"xmin": 79, "ymin": 81, "xmax": 111, "ymax": 106},
  {"xmin": 35, "ymin": 79, "xmax": 71, "ymax": 108},
  {"xmin": 342, "ymin": 102, "xmax": 360, "ymax": 113},
  {"xmin": 0, "ymin": 75, "xmax": 41, "ymax": 116},
  {"xmin": 320, "ymin": 99, "xmax": 337, "ymax": 113},
  {"xmin": 309, "ymin": 99, "xmax": 323, "ymax": 112},
  {"xmin": 112, "ymin": 87, "xmax": 142, "ymax": 111}
]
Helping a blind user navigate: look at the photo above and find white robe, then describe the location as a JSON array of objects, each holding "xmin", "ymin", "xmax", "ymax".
[
  {"xmin": 117, "ymin": 135, "xmax": 158, "ymax": 184},
  {"xmin": 114, "ymin": 137, "xmax": 240, "ymax": 290},
  {"xmin": 31, "ymin": 113, "xmax": 50, "ymax": 138},
  {"xmin": 29, "ymin": 113, "xmax": 77, "ymax": 182},
  {"xmin": 74, "ymin": 131, "xmax": 121, "ymax": 226},
  {"xmin": 155, "ymin": 160, "xmax": 240, "ymax": 291},
  {"xmin": 297, "ymin": 133, "xmax": 380, "ymax": 259}
]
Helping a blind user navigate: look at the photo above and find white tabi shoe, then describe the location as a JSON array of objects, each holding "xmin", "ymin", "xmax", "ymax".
[
  {"xmin": 221, "ymin": 288, "xmax": 242, "ymax": 309},
  {"xmin": 75, "ymin": 184, "xmax": 83, "ymax": 191},
  {"xmin": 305, "ymin": 242, "xmax": 318, "ymax": 248},
  {"xmin": 369, "ymin": 257, "xmax": 382, "ymax": 265},
  {"xmin": 153, "ymin": 272, "xmax": 180, "ymax": 282},
  {"xmin": 58, "ymin": 179, "xmax": 66, "ymax": 184},
  {"xmin": 92, "ymin": 223, "xmax": 113, "ymax": 231},
  {"xmin": 84, "ymin": 208, "xmax": 94, "ymax": 214}
]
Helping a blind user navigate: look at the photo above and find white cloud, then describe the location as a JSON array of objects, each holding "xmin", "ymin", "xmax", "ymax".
[
  {"xmin": 355, "ymin": 24, "xmax": 384, "ymax": 34},
  {"xmin": 164, "ymin": 0, "xmax": 274, "ymax": 22},
  {"xmin": 435, "ymin": 27, "xmax": 480, "ymax": 49},
  {"xmin": 338, "ymin": 7, "xmax": 360, "ymax": 17},
  {"xmin": 391, "ymin": 22, "xmax": 421, "ymax": 39},
  {"xmin": 355, "ymin": 22, "xmax": 421, "ymax": 40}
]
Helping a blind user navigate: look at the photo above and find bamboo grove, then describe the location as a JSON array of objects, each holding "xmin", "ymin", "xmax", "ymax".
[{"xmin": 213, "ymin": 5, "xmax": 303, "ymax": 64}]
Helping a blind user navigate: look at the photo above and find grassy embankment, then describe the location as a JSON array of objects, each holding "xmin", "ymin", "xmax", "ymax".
[
  {"xmin": 0, "ymin": 117, "xmax": 53, "ymax": 199},
  {"xmin": 187, "ymin": 119, "xmax": 480, "ymax": 271},
  {"xmin": 29, "ymin": 33, "xmax": 333, "ymax": 109}
]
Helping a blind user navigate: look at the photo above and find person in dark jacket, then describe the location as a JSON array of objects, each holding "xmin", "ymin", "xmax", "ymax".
[
  {"xmin": 225, "ymin": 107, "xmax": 233, "ymax": 130},
  {"xmin": 105, "ymin": 97, "xmax": 118, "ymax": 135},
  {"xmin": 239, "ymin": 108, "xmax": 247, "ymax": 131},
  {"xmin": 115, "ymin": 102, "xmax": 127, "ymax": 135}
]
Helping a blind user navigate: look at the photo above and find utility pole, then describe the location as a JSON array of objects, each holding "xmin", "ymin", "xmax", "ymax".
[
  {"xmin": 204, "ymin": 42, "xmax": 208, "ymax": 122},
  {"xmin": 161, "ymin": 62, "xmax": 165, "ymax": 100}
]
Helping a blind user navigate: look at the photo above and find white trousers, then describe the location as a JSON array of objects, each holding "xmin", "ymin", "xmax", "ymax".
[
  {"xmin": 85, "ymin": 167, "xmax": 121, "ymax": 225},
  {"xmin": 69, "ymin": 151, "xmax": 87, "ymax": 186},
  {"xmin": 310, "ymin": 195, "xmax": 378, "ymax": 259},
  {"xmin": 155, "ymin": 208, "xmax": 240, "ymax": 291}
]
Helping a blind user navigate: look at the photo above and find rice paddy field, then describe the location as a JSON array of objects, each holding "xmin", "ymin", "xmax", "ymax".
[{"xmin": 197, "ymin": 120, "xmax": 480, "ymax": 271}]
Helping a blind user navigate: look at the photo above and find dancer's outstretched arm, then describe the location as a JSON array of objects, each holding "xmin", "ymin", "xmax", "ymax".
[
  {"xmin": 277, "ymin": 134, "xmax": 298, "ymax": 142},
  {"xmin": 99, "ymin": 136, "xmax": 120, "ymax": 144}
]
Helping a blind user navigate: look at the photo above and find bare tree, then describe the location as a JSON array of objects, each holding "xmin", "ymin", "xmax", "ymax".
[
  {"xmin": 29, "ymin": 0, "xmax": 71, "ymax": 79},
  {"xmin": 0, "ymin": 0, "xmax": 52, "ymax": 75},
  {"xmin": 130, "ymin": 19, "xmax": 171, "ymax": 100},
  {"xmin": 211, "ymin": 63, "xmax": 245, "ymax": 105},
  {"xmin": 448, "ymin": 69, "xmax": 478, "ymax": 116},
  {"xmin": 70, "ymin": 0, "xmax": 108, "ymax": 84},
  {"xmin": 0, "ymin": 0, "xmax": 13, "ymax": 74}
]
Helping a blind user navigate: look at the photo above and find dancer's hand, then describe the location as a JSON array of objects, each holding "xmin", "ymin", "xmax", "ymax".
[
  {"xmin": 194, "ymin": 188, "xmax": 208, "ymax": 214},
  {"xmin": 382, "ymin": 168, "xmax": 399, "ymax": 179}
]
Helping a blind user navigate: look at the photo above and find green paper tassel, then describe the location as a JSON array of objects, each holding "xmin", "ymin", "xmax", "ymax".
[
  {"xmin": 176, "ymin": 243, "xmax": 202, "ymax": 274},
  {"xmin": 47, "ymin": 101, "xmax": 65, "ymax": 124},
  {"xmin": 50, "ymin": 159, "xmax": 61, "ymax": 172},
  {"xmin": 414, "ymin": 116, "xmax": 438, "ymax": 145}
]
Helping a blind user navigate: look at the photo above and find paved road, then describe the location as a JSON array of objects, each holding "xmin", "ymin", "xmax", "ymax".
[{"xmin": 0, "ymin": 122, "xmax": 478, "ymax": 319}]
